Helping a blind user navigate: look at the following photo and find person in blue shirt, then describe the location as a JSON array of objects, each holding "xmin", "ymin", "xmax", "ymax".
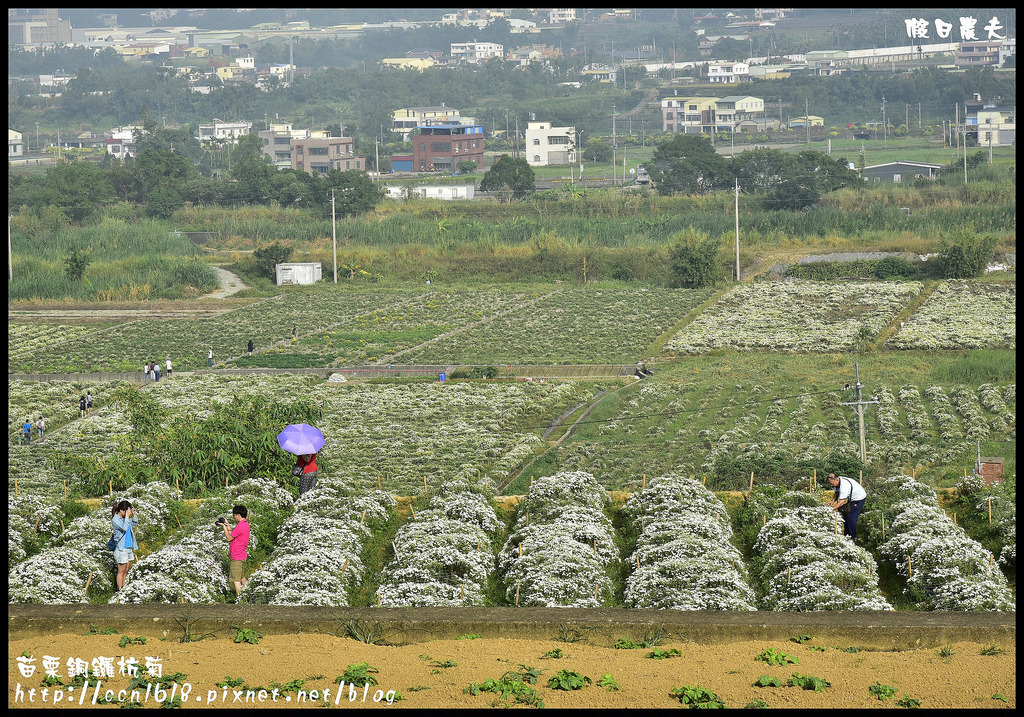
[
  {"xmin": 111, "ymin": 501, "xmax": 139, "ymax": 591},
  {"xmin": 23, "ymin": 418, "xmax": 33, "ymax": 444}
]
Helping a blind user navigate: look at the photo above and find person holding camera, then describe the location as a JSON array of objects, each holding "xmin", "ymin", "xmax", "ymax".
[
  {"xmin": 826, "ymin": 473, "xmax": 867, "ymax": 542},
  {"xmin": 111, "ymin": 501, "xmax": 139, "ymax": 590},
  {"xmin": 293, "ymin": 452, "xmax": 318, "ymax": 496},
  {"xmin": 219, "ymin": 505, "xmax": 250, "ymax": 597}
]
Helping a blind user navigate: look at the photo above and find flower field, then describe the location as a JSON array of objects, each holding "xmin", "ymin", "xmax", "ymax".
[
  {"xmin": 887, "ymin": 281, "xmax": 1015, "ymax": 350},
  {"xmin": 400, "ymin": 288, "xmax": 714, "ymax": 364},
  {"xmin": 663, "ymin": 282, "xmax": 921, "ymax": 354}
]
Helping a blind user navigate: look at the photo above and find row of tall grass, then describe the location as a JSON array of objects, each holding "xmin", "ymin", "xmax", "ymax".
[{"xmin": 9, "ymin": 216, "xmax": 219, "ymax": 301}]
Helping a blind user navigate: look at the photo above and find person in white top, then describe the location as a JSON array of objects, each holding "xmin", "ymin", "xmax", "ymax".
[{"xmin": 826, "ymin": 473, "xmax": 867, "ymax": 542}]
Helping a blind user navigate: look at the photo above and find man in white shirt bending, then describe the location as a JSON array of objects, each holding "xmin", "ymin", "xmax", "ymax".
[{"xmin": 826, "ymin": 473, "xmax": 867, "ymax": 542}]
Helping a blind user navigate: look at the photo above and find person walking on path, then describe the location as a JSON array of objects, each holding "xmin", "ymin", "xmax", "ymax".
[
  {"xmin": 166, "ymin": 357, "xmax": 173, "ymax": 377},
  {"xmin": 35, "ymin": 416, "xmax": 46, "ymax": 440},
  {"xmin": 294, "ymin": 452, "xmax": 319, "ymax": 496},
  {"xmin": 208, "ymin": 347, "xmax": 214, "ymax": 368},
  {"xmin": 220, "ymin": 505, "xmax": 250, "ymax": 597},
  {"xmin": 153, "ymin": 361, "xmax": 160, "ymax": 382},
  {"xmin": 111, "ymin": 500, "xmax": 139, "ymax": 591},
  {"xmin": 247, "ymin": 339, "xmax": 254, "ymax": 355},
  {"xmin": 79, "ymin": 395, "xmax": 88, "ymax": 418},
  {"xmin": 826, "ymin": 473, "xmax": 867, "ymax": 542},
  {"xmin": 23, "ymin": 418, "xmax": 33, "ymax": 444},
  {"xmin": 86, "ymin": 391, "xmax": 94, "ymax": 413},
  {"xmin": 144, "ymin": 362, "xmax": 151, "ymax": 382},
  {"xmin": 292, "ymin": 326, "xmax": 297, "ymax": 340}
]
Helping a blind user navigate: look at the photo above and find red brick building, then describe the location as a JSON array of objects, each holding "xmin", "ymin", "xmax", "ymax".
[{"xmin": 411, "ymin": 124, "xmax": 485, "ymax": 172}]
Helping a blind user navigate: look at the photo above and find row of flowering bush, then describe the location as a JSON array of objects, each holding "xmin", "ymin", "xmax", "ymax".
[
  {"xmin": 245, "ymin": 478, "xmax": 394, "ymax": 606},
  {"xmin": 866, "ymin": 475, "xmax": 1015, "ymax": 611},
  {"xmin": 8, "ymin": 482, "xmax": 183, "ymax": 604},
  {"xmin": 113, "ymin": 477, "xmax": 293, "ymax": 604},
  {"xmin": 622, "ymin": 474, "xmax": 756, "ymax": 610},
  {"xmin": 498, "ymin": 471, "xmax": 618, "ymax": 607},
  {"xmin": 378, "ymin": 478, "xmax": 500, "ymax": 607},
  {"xmin": 747, "ymin": 488, "xmax": 892, "ymax": 611}
]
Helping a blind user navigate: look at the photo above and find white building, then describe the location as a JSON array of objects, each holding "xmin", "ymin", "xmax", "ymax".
[
  {"xmin": 547, "ymin": 9, "xmax": 576, "ymax": 24},
  {"xmin": 706, "ymin": 61, "xmax": 749, "ymax": 83},
  {"xmin": 198, "ymin": 119, "xmax": 252, "ymax": 143},
  {"xmin": 525, "ymin": 121, "xmax": 576, "ymax": 166},
  {"xmin": 276, "ymin": 262, "xmax": 323, "ymax": 285},
  {"xmin": 9, "ymin": 129, "xmax": 24, "ymax": 157},
  {"xmin": 450, "ymin": 41, "xmax": 504, "ymax": 64},
  {"xmin": 385, "ymin": 184, "xmax": 475, "ymax": 200}
]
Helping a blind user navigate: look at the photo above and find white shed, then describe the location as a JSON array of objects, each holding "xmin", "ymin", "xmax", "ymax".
[{"xmin": 275, "ymin": 262, "xmax": 323, "ymax": 285}]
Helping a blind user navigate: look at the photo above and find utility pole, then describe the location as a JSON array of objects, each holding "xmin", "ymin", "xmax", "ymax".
[
  {"xmin": 331, "ymin": 189, "xmax": 337, "ymax": 283},
  {"xmin": 734, "ymin": 179, "xmax": 740, "ymax": 281},
  {"xmin": 8, "ymin": 214, "xmax": 12, "ymax": 282},
  {"xmin": 881, "ymin": 95, "xmax": 887, "ymax": 149},
  {"xmin": 963, "ymin": 104, "xmax": 968, "ymax": 184},
  {"xmin": 805, "ymin": 98, "xmax": 810, "ymax": 144},
  {"xmin": 612, "ymin": 106, "xmax": 617, "ymax": 185},
  {"xmin": 841, "ymin": 363, "xmax": 880, "ymax": 464},
  {"xmin": 917, "ymin": 102, "xmax": 921, "ymax": 130}
]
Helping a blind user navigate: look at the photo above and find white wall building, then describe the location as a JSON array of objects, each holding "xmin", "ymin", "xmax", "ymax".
[
  {"xmin": 525, "ymin": 121, "xmax": 576, "ymax": 166},
  {"xmin": 450, "ymin": 41, "xmax": 504, "ymax": 64},
  {"xmin": 706, "ymin": 61, "xmax": 749, "ymax": 83},
  {"xmin": 547, "ymin": 9, "xmax": 576, "ymax": 24},
  {"xmin": 276, "ymin": 262, "xmax": 323, "ymax": 285},
  {"xmin": 198, "ymin": 119, "xmax": 252, "ymax": 143},
  {"xmin": 9, "ymin": 129, "xmax": 24, "ymax": 157},
  {"xmin": 386, "ymin": 184, "xmax": 476, "ymax": 200}
]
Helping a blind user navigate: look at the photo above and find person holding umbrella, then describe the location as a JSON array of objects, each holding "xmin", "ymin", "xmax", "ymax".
[{"xmin": 277, "ymin": 423, "xmax": 325, "ymax": 496}]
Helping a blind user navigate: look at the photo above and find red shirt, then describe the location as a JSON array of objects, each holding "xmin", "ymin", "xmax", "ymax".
[
  {"xmin": 298, "ymin": 453, "xmax": 318, "ymax": 473},
  {"xmin": 229, "ymin": 519, "xmax": 250, "ymax": 561}
]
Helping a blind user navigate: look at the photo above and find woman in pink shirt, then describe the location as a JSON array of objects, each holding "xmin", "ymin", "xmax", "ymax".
[{"xmin": 220, "ymin": 505, "xmax": 250, "ymax": 597}]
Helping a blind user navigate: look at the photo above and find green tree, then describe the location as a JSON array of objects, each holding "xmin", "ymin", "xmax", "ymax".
[
  {"xmin": 668, "ymin": 233, "xmax": 722, "ymax": 288},
  {"xmin": 229, "ymin": 133, "xmax": 275, "ymax": 204},
  {"xmin": 648, "ymin": 134, "xmax": 729, "ymax": 196},
  {"xmin": 64, "ymin": 248, "xmax": 91, "ymax": 283},
  {"xmin": 479, "ymin": 154, "xmax": 535, "ymax": 202},
  {"xmin": 252, "ymin": 242, "xmax": 293, "ymax": 280},
  {"xmin": 324, "ymin": 169, "xmax": 385, "ymax": 216},
  {"xmin": 581, "ymin": 137, "xmax": 612, "ymax": 163},
  {"xmin": 939, "ymin": 230, "xmax": 998, "ymax": 279}
]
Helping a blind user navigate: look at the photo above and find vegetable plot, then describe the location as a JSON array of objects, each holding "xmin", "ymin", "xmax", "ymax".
[
  {"xmin": 498, "ymin": 471, "xmax": 618, "ymax": 607},
  {"xmin": 622, "ymin": 474, "xmax": 756, "ymax": 610},
  {"xmin": 869, "ymin": 475, "xmax": 1015, "ymax": 611},
  {"xmin": 378, "ymin": 479, "xmax": 500, "ymax": 607}
]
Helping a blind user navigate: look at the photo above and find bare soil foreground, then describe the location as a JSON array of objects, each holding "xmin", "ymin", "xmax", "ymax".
[{"xmin": 8, "ymin": 608, "xmax": 1016, "ymax": 709}]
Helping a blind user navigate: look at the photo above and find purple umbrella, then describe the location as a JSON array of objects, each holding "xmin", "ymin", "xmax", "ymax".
[{"xmin": 277, "ymin": 423, "xmax": 325, "ymax": 455}]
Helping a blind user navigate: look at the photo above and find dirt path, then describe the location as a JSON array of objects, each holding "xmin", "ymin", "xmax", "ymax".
[
  {"xmin": 8, "ymin": 633, "xmax": 1014, "ymax": 709},
  {"xmin": 203, "ymin": 267, "xmax": 249, "ymax": 299}
]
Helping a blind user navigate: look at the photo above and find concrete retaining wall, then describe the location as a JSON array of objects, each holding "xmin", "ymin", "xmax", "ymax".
[{"xmin": 7, "ymin": 605, "xmax": 1014, "ymax": 650}]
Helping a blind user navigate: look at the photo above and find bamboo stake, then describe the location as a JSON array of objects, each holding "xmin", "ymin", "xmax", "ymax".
[
  {"xmin": 642, "ymin": 474, "xmax": 646, "ymax": 489},
  {"xmin": 84, "ymin": 572, "xmax": 94, "ymax": 594},
  {"xmin": 593, "ymin": 538, "xmax": 597, "ymax": 556},
  {"xmin": 377, "ymin": 475, "xmax": 382, "ymax": 490},
  {"xmin": 990, "ymin": 554, "xmax": 994, "ymax": 566},
  {"xmin": 953, "ymin": 513, "xmax": 957, "ymax": 525},
  {"xmin": 526, "ymin": 512, "xmax": 530, "ymax": 526},
  {"xmin": 410, "ymin": 503, "xmax": 415, "ymax": 517},
  {"xmin": 34, "ymin": 516, "xmax": 40, "ymax": 533},
  {"xmin": 519, "ymin": 542, "xmax": 523, "ymax": 557},
  {"xmin": 63, "ymin": 480, "xmax": 67, "ymax": 497},
  {"xmin": 515, "ymin": 580, "xmax": 520, "ymax": 606},
  {"xmin": 361, "ymin": 509, "xmax": 366, "ymax": 524},
  {"xmin": 530, "ymin": 475, "xmax": 534, "ymax": 486},
  {"xmin": 881, "ymin": 514, "xmax": 885, "ymax": 540},
  {"xmin": 813, "ymin": 468, "xmax": 817, "ymax": 493},
  {"xmin": 908, "ymin": 558, "xmax": 912, "ymax": 578},
  {"xmin": 787, "ymin": 566, "xmax": 791, "ymax": 584},
  {"xmin": 377, "ymin": 593, "xmax": 381, "ymax": 606},
  {"xmin": 702, "ymin": 475, "xmax": 706, "ymax": 486},
  {"xmin": 15, "ymin": 479, "xmax": 18, "ymax": 496},
  {"xmin": 461, "ymin": 585, "xmax": 465, "ymax": 601},
  {"xmin": 636, "ymin": 555, "xmax": 640, "ymax": 569},
  {"xmin": 749, "ymin": 471, "xmax": 754, "ymax": 491},
  {"xmin": 340, "ymin": 559, "xmax": 348, "ymax": 575},
  {"xmin": 174, "ymin": 515, "xmax": 181, "ymax": 528},
  {"xmin": 594, "ymin": 584, "xmax": 598, "ymax": 601},
  {"xmin": 988, "ymin": 497, "xmax": 993, "ymax": 525},
  {"xmin": 109, "ymin": 480, "xmax": 113, "ymax": 496},
  {"xmin": 423, "ymin": 475, "xmax": 427, "ymax": 493}
]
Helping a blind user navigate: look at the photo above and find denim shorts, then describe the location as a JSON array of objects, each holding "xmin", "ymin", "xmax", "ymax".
[{"xmin": 113, "ymin": 548, "xmax": 135, "ymax": 564}]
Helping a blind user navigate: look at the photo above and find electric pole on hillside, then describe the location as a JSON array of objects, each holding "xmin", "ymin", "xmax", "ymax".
[
  {"xmin": 331, "ymin": 189, "xmax": 337, "ymax": 283},
  {"xmin": 841, "ymin": 363, "xmax": 879, "ymax": 464}
]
